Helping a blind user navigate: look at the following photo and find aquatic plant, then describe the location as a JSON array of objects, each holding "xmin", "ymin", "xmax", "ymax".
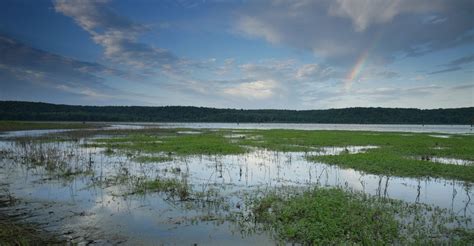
[{"xmin": 135, "ymin": 177, "xmax": 191, "ymax": 200}]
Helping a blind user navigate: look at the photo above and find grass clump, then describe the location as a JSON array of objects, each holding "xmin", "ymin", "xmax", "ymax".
[
  {"xmin": 93, "ymin": 131, "xmax": 245, "ymax": 155},
  {"xmin": 136, "ymin": 178, "xmax": 190, "ymax": 200},
  {"xmin": 133, "ymin": 155, "xmax": 173, "ymax": 163},
  {"xmin": 248, "ymin": 187, "xmax": 474, "ymax": 245},
  {"xmin": 252, "ymin": 188, "xmax": 399, "ymax": 244}
]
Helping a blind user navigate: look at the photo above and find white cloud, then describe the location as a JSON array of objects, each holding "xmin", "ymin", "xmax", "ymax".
[{"xmin": 223, "ymin": 80, "xmax": 279, "ymax": 100}]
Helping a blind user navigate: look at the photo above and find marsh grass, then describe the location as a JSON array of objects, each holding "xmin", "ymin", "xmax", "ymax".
[
  {"xmin": 238, "ymin": 130, "xmax": 474, "ymax": 182},
  {"xmin": 84, "ymin": 128, "xmax": 474, "ymax": 181},
  {"xmin": 8, "ymin": 138, "xmax": 95, "ymax": 180},
  {"xmin": 135, "ymin": 177, "xmax": 191, "ymax": 200},
  {"xmin": 250, "ymin": 188, "xmax": 399, "ymax": 244},
  {"xmin": 92, "ymin": 131, "xmax": 246, "ymax": 155},
  {"xmin": 309, "ymin": 148, "xmax": 474, "ymax": 182},
  {"xmin": 242, "ymin": 187, "xmax": 473, "ymax": 245},
  {"xmin": 132, "ymin": 155, "xmax": 174, "ymax": 163}
]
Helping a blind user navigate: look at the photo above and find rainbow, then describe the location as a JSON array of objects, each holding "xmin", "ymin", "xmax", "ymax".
[
  {"xmin": 345, "ymin": 50, "xmax": 369, "ymax": 89},
  {"xmin": 344, "ymin": 32, "xmax": 383, "ymax": 90}
]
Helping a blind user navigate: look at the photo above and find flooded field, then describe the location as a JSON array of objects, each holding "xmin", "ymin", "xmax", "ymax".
[
  {"xmin": 112, "ymin": 122, "xmax": 474, "ymax": 134},
  {"xmin": 0, "ymin": 125, "xmax": 473, "ymax": 244}
]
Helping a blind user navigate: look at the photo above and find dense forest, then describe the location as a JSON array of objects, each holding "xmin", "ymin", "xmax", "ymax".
[{"xmin": 0, "ymin": 101, "xmax": 473, "ymax": 124}]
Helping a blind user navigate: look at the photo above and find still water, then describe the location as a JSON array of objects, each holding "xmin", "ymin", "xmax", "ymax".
[{"xmin": 126, "ymin": 122, "xmax": 473, "ymax": 134}]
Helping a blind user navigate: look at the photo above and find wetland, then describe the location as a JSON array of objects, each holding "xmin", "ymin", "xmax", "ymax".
[{"xmin": 0, "ymin": 122, "xmax": 473, "ymax": 244}]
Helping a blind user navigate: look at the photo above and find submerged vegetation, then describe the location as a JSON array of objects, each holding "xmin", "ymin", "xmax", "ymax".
[
  {"xmin": 6, "ymin": 138, "xmax": 95, "ymax": 180},
  {"xmin": 135, "ymin": 177, "xmax": 191, "ymax": 200},
  {"xmin": 133, "ymin": 155, "xmax": 173, "ymax": 163}
]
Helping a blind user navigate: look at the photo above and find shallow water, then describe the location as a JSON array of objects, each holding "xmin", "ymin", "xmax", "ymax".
[
  {"xmin": 142, "ymin": 122, "xmax": 473, "ymax": 134},
  {"xmin": 0, "ymin": 135, "xmax": 472, "ymax": 244},
  {"xmin": 0, "ymin": 128, "xmax": 73, "ymax": 138},
  {"xmin": 427, "ymin": 157, "xmax": 473, "ymax": 166},
  {"xmin": 0, "ymin": 124, "xmax": 148, "ymax": 139},
  {"xmin": 429, "ymin": 134, "xmax": 451, "ymax": 138},
  {"xmin": 1, "ymin": 123, "xmax": 471, "ymax": 140}
]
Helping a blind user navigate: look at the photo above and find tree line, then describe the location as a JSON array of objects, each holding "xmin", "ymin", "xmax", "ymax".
[{"xmin": 0, "ymin": 101, "xmax": 473, "ymax": 124}]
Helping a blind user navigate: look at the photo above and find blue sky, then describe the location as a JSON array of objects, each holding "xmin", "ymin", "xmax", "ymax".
[{"xmin": 0, "ymin": 0, "xmax": 473, "ymax": 109}]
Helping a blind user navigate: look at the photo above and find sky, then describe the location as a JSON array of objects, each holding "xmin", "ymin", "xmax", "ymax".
[{"xmin": 0, "ymin": 0, "xmax": 473, "ymax": 109}]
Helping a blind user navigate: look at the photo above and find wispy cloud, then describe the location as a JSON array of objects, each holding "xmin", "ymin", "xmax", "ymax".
[
  {"xmin": 0, "ymin": 35, "xmax": 150, "ymax": 104},
  {"xmin": 446, "ymin": 54, "xmax": 474, "ymax": 67},
  {"xmin": 429, "ymin": 53, "xmax": 474, "ymax": 74},
  {"xmin": 429, "ymin": 67, "xmax": 462, "ymax": 75},
  {"xmin": 54, "ymin": 0, "xmax": 179, "ymax": 71},
  {"xmin": 451, "ymin": 84, "xmax": 474, "ymax": 90}
]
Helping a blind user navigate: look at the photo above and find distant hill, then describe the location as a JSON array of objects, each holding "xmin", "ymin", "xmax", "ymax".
[{"xmin": 0, "ymin": 101, "xmax": 473, "ymax": 124}]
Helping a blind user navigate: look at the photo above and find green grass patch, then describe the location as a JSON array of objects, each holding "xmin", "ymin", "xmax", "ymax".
[
  {"xmin": 238, "ymin": 130, "xmax": 474, "ymax": 182},
  {"xmin": 135, "ymin": 178, "xmax": 190, "ymax": 200},
  {"xmin": 93, "ymin": 131, "xmax": 246, "ymax": 155},
  {"xmin": 248, "ymin": 187, "xmax": 473, "ymax": 245},
  {"xmin": 309, "ymin": 148, "xmax": 474, "ymax": 181},
  {"xmin": 252, "ymin": 188, "xmax": 399, "ymax": 244}
]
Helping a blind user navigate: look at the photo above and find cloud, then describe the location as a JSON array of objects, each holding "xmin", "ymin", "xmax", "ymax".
[
  {"xmin": 354, "ymin": 68, "xmax": 400, "ymax": 81},
  {"xmin": 328, "ymin": 0, "xmax": 442, "ymax": 32},
  {"xmin": 223, "ymin": 80, "xmax": 279, "ymax": 100},
  {"xmin": 0, "ymin": 35, "xmax": 149, "ymax": 104},
  {"xmin": 296, "ymin": 63, "xmax": 339, "ymax": 81},
  {"xmin": 355, "ymin": 85, "xmax": 442, "ymax": 96},
  {"xmin": 54, "ymin": 0, "xmax": 179, "ymax": 70},
  {"xmin": 236, "ymin": 16, "xmax": 281, "ymax": 43},
  {"xmin": 445, "ymin": 54, "xmax": 474, "ymax": 67},
  {"xmin": 451, "ymin": 84, "xmax": 474, "ymax": 90},
  {"xmin": 429, "ymin": 53, "xmax": 474, "ymax": 74},
  {"xmin": 235, "ymin": 0, "xmax": 474, "ymax": 65},
  {"xmin": 428, "ymin": 67, "xmax": 462, "ymax": 75}
]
